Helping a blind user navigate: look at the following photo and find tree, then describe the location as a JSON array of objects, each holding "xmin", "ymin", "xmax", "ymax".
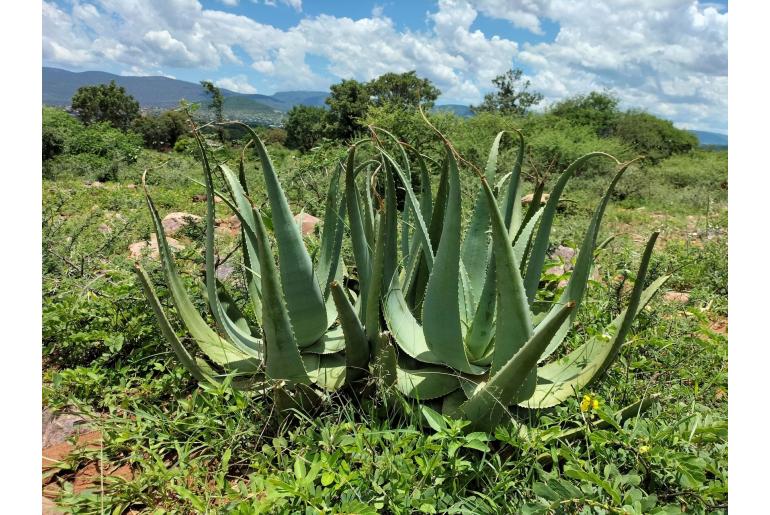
[
  {"xmin": 201, "ymin": 81, "xmax": 225, "ymax": 142},
  {"xmin": 325, "ymin": 79, "xmax": 370, "ymax": 140},
  {"xmin": 132, "ymin": 110, "xmax": 190, "ymax": 150},
  {"xmin": 71, "ymin": 81, "xmax": 140, "ymax": 131},
  {"xmin": 472, "ymin": 68, "xmax": 543, "ymax": 116},
  {"xmin": 613, "ymin": 111, "xmax": 698, "ymax": 163},
  {"xmin": 284, "ymin": 105, "xmax": 328, "ymax": 151},
  {"xmin": 550, "ymin": 91, "xmax": 620, "ymax": 137},
  {"xmin": 367, "ymin": 71, "xmax": 441, "ymax": 110}
]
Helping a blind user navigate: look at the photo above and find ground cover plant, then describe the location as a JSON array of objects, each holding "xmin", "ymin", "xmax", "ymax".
[{"xmin": 42, "ymin": 104, "xmax": 727, "ymax": 514}]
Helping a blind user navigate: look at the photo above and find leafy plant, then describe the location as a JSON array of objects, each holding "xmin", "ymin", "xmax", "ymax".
[{"xmin": 137, "ymin": 119, "xmax": 668, "ymax": 433}]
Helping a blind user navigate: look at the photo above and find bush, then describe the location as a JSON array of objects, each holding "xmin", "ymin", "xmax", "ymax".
[
  {"xmin": 68, "ymin": 122, "xmax": 142, "ymax": 163},
  {"xmin": 613, "ymin": 111, "xmax": 698, "ymax": 163},
  {"xmin": 549, "ymin": 91, "xmax": 620, "ymax": 137},
  {"xmin": 284, "ymin": 105, "xmax": 328, "ymax": 151},
  {"xmin": 521, "ymin": 116, "xmax": 632, "ymax": 177},
  {"xmin": 43, "ymin": 107, "xmax": 83, "ymax": 160},
  {"xmin": 132, "ymin": 110, "xmax": 189, "ymax": 150}
]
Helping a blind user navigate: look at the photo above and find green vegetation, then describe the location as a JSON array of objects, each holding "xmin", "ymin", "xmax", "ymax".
[
  {"xmin": 472, "ymin": 68, "xmax": 544, "ymax": 116},
  {"xmin": 71, "ymin": 80, "xmax": 141, "ymax": 130},
  {"xmin": 42, "ymin": 80, "xmax": 727, "ymax": 512}
]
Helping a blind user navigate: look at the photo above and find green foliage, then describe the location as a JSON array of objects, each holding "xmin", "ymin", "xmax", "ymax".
[
  {"xmin": 368, "ymin": 71, "xmax": 441, "ymax": 109},
  {"xmin": 613, "ymin": 111, "xmax": 698, "ymax": 163},
  {"xmin": 550, "ymin": 91, "xmax": 620, "ymax": 137},
  {"xmin": 68, "ymin": 122, "xmax": 142, "ymax": 162},
  {"xmin": 201, "ymin": 80, "xmax": 225, "ymax": 141},
  {"xmin": 521, "ymin": 116, "xmax": 632, "ymax": 178},
  {"xmin": 132, "ymin": 109, "xmax": 190, "ymax": 150},
  {"xmin": 284, "ymin": 105, "xmax": 328, "ymax": 151},
  {"xmin": 71, "ymin": 80, "xmax": 141, "ymax": 130},
  {"xmin": 472, "ymin": 68, "xmax": 544, "ymax": 116},
  {"xmin": 325, "ymin": 79, "xmax": 370, "ymax": 140}
]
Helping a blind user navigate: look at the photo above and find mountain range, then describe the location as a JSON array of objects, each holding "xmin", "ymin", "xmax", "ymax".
[
  {"xmin": 43, "ymin": 67, "xmax": 328, "ymax": 124},
  {"xmin": 43, "ymin": 67, "xmax": 727, "ymax": 147}
]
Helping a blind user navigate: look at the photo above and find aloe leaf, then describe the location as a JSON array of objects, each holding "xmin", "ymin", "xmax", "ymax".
[
  {"xmin": 460, "ymin": 301, "xmax": 575, "ymax": 430},
  {"xmin": 330, "ymin": 281, "xmax": 369, "ymax": 384},
  {"xmin": 479, "ymin": 167, "xmax": 533, "ymax": 381},
  {"xmin": 523, "ymin": 152, "xmax": 619, "ymax": 304},
  {"xmin": 464, "ymin": 248, "xmax": 497, "ymax": 362},
  {"xmin": 142, "ymin": 176, "xmax": 260, "ymax": 371},
  {"xmin": 345, "ymin": 148, "xmax": 372, "ymax": 318},
  {"xmin": 383, "ymin": 281, "xmax": 443, "ymax": 365},
  {"xmin": 316, "ymin": 164, "xmax": 344, "ymax": 301},
  {"xmin": 252, "ymin": 207, "xmax": 310, "ymax": 384},
  {"xmin": 378, "ymin": 148, "xmax": 434, "ymax": 271},
  {"xmin": 441, "ymin": 389, "xmax": 467, "ymax": 418},
  {"xmin": 407, "ymin": 156, "xmax": 449, "ymax": 310},
  {"xmin": 415, "ymin": 152, "xmax": 433, "ymax": 225},
  {"xmin": 302, "ymin": 352, "xmax": 346, "ymax": 391},
  {"xmin": 236, "ymin": 123, "xmax": 327, "ymax": 347},
  {"xmin": 198, "ymin": 141, "xmax": 264, "ymax": 359},
  {"xmin": 218, "ymin": 164, "xmax": 263, "ymax": 326},
  {"xmin": 538, "ymin": 161, "xmax": 632, "ymax": 361},
  {"xmin": 512, "ymin": 207, "xmax": 544, "ymax": 275},
  {"xmin": 134, "ymin": 263, "xmax": 220, "ymax": 386},
  {"xmin": 422, "ymin": 147, "xmax": 482, "ymax": 374},
  {"xmin": 523, "ymin": 234, "xmax": 666, "ymax": 409},
  {"xmin": 366, "ymin": 192, "xmax": 388, "ymax": 343},
  {"xmin": 499, "ymin": 131, "xmax": 525, "ymax": 233},
  {"xmin": 301, "ymin": 324, "xmax": 346, "ymax": 355},
  {"xmin": 396, "ymin": 361, "xmax": 461, "ymax": 400},
  {"xmin": 461, "ymin": 131, "xmax": 505, "ymax": 302}
]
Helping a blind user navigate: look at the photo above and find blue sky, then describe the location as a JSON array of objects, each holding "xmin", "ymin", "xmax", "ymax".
[{"xmin": 43, "ymin": 0, "xmax": 728, "ymax": 132}]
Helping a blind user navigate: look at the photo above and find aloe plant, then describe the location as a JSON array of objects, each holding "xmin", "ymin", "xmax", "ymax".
[
  {"xmin": 136, "ymin": 122, "xmax": 668, "ymax": 431},
  {"xmin": 351, "ymin": 128, "xmax": 669, "ymax": 430},
  {"xmin": 136, "ymin": 123, "xmax": 370, "ymax": 401}
]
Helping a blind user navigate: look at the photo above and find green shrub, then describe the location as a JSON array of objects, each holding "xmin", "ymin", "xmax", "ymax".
[
  {"xmin": 132, "ymin": 110, "xmax": 189, "ymax": 150},
  {"xmin": 613, "ymin": 111, "xmax": 698, "ymax": 163},
  {"xmin": 68, "ymin": 122, "xmax": 142, "ymax": 163}
]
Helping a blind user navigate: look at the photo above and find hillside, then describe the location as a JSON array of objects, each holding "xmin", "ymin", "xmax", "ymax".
[
  {"xmin": 43, "ymin": 67, "xmax": 328, "ymax": 124},
  {"xmin": 688, "ymin": 130, "xmax": 728, "ymax": 148}
]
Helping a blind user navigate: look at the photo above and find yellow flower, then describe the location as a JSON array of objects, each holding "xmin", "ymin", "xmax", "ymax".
[
  {"xmin": 639, "ymin": 445, "xmax": 650, "ymax": 454},
  {"xmin": 580, "ymin": 394, "xmax": 600, "ymax": 413}
]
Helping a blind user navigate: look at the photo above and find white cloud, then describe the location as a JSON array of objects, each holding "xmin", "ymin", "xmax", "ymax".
[
  {"xmin": 215, "ymin": 74, "xmax": 258, "ymax": 93},
  {"xmin": 42, "ymin": 0, "xmax": 727, "ymax": 131},
  {"xmin": 218, "ymin": 0, "xmax": 238, "ymax": 6}
]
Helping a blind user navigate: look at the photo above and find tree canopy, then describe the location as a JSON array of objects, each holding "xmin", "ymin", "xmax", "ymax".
[
  {"xmin": 368, "ymin": 71, "xmax": 441, "ymax": 109},
  {"xmin": 550, "ymin": 91, "xmax": 620, "ymax": 137},
  {"xmin": 71, "ymin": 80, "xmax": 140, "ymax": 131},
  {"xmin": 284, "ymin": 105, "xmax": 328, "ymax": 151},
  {"xmin": 324, "ymin": 79, "xmax": 370, "ymax": 140},
  {"xmin": 472, "ymin": 68, "xmax": 543, "ymax": 116}
]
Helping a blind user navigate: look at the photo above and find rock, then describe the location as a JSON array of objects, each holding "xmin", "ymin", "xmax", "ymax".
[
  {"xmin": 522, "ymin": 193, "xmax": 550, "ymax": 206},
  {"xmin": 215, "ymin": 215, "xmax": 241, "ymax": 237},
  {"xmin": 161, "ymin": 212, "xmax": 202, "ymax": 235},
  {"xmin": 294, "ymin": 212, "xmax": 320, "ymax": 236},
  {"xmin": 128, "ymin": 234, "xmax": 184, "ymax": 260},
  {"xmin": 545, "ymin": 245, "xmax": 577, "ymax": 276},
  {"xmin": 42, "ymin": 409, "xmax": 89, "ymax": 449},
  {"xmin": 192, "ymin": 193, "xmax": 222, "ymax": 203},
  {"xmin": 663, "ymin": 291, "xmax": 690, "ymax": 304},
  {"xmin": 97, "ymin": 223, "xmax": 112, "ymax": 235},
  {"xmin": 84, "ymin": 180, "xmax": 104, "ymax": 188},
  {"xmin": 216, "ymin": 262, "xmax": 235, "ymax": 281}
]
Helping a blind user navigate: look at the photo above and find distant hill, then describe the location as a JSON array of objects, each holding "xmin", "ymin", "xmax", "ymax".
[
  {"xmin": 43, "ymin": 67, "xmax": 329, "ymax": 123},
  {"xmin": 433, "ymin": 104, "xmax": 473, "ymax": 117},
  {"xmin": 688, "ymin": 130, "xmax": 728, "ymax": 148}
]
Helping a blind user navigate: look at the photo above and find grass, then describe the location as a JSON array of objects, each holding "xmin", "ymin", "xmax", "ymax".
[{"xmin": 42, "ymin": 141, "xmax": 727, "ymax": 514}]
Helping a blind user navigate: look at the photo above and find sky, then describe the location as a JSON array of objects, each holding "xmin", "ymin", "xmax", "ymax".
[{"xmin": 42, "ymin": 0, "xmax": 728, "ymax": 133}]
